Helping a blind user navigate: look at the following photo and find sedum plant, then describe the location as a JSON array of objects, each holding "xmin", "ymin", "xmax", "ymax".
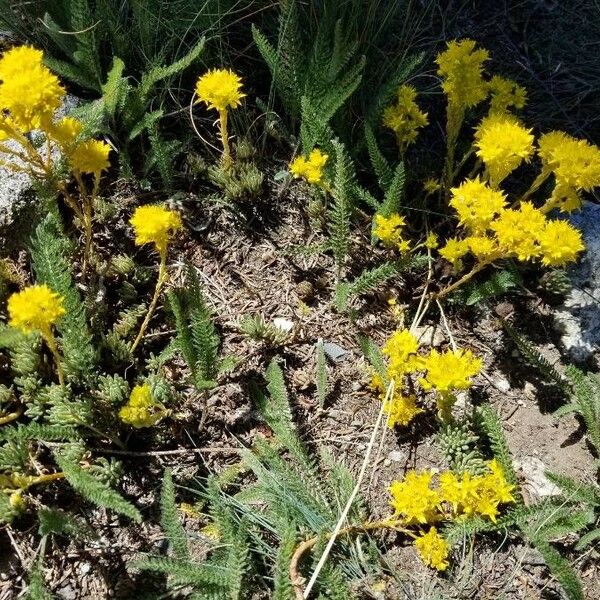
[
  {"xmin": 0, "ymin": 46, "xmax": 111, "ymax": 272},
  {"xmin": 195, "ymin": 68, "xmax": 245, "ymax": 169},
  {"xmin": 7, "ymin": 285, "xmax": 66, "ymax": 386},
  {"xmin": 129, "ymin": 204, "xmax": 182, "ymax": 353}
]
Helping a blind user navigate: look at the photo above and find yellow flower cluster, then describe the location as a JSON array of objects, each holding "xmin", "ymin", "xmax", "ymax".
[
  {"xmin": 130, "ymin": 205, "xmax": 183, "ymax": 255},
  {"xmin": 373, "ymin": 213, "xmax": 410, "ymax": 251},
  {"xmin": 69, "ymin": 139, "xmax": 111, "ymax": 176},
  {"xmin": 388, "ymin": 461, "xmax": 515, "ymax": 570},
  {"xmin": 7, "ymin": 285, "xmax": 65, "ymax": 336},
  {"xmin": 289, "ymin": 148, "xmax": 329, "ymax": 186},
  {"xmin": 0, "ymin": 46, "xmax": 111, "ymax": 180},
  {"xmin": 439, "ymin": 459, "xmax": 515, "ymax": 522},
  {"xmin": 119, "ymin": 384, "xmax": 166, "ymax": 429},
  {"xmin": 374, "ymin": 329, "xmax": 482, "ymax": 426},
  {"xmin": 474, "ymin": 114, "xmax": 534, "ymax": 187},
  {"xmin": 0, "ymin": 46, "xmax": 64, "ymax": 132},
  {"xmin": 420, "ymin": 348, "xmax": 482, "ymax": 397},
  {"xmin": 414, "ymin": 527, "xmax": 450, "ymax": 571},
  {"xmin": 441, "ymin": 178, "xmax": 585, "ymax": 269},
  {"xmin": 487, "ymin": 75, "xmax": 527, "ymax": 114},
  {"xmin": 195, "ymin": 68, "xmax": 245, "ymax": 112},
  {"xmin": 538, "ymin": 131, "xmax": 600, "ymax": 212},
  {"xmin": 382, "ymin": 84, "xmax": 428, "ymax": 150},
  {"xmin": 436, "ymin": 39, "xmax": 489, "ymax": 112}
]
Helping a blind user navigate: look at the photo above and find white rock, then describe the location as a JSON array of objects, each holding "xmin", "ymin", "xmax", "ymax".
[
  {"xmin": 515, "ymin": 456, "xmax": 560, "ymax": 499},
  {"xmin": 387, "ymin": 451, "xmax": 404, "ymax": 462},
  {"xmin": 272, "ymin": 317, "xmax": 294, "ymax": 332},
  {"xmin": 553, "ymin": 202, "xmax": 600, "ymax": 361}
]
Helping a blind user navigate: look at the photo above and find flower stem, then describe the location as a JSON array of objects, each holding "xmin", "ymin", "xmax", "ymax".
[
  {"xmin": 42, "ymin": 329, "xmax": 65, "ymax": 386},
  {"xmin": 131, "ymin": 250, "xmax": 168, "ymax": 353},
  {"xmin": 219, "ymin": 109, "xmax": 232, "ymax": 169},
  {"xmin": 433, "ymin": 260, "xmax": 491, "ymax": 300},
  {"xmin": 290, "ymin": 517, "xmax": 409, "ymax": 599},
  {"xmin": 0, "ymin": 409, "xmax": 22, "ymax": 426}
]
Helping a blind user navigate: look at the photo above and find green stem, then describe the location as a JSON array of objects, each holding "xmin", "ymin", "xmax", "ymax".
[
  {"xmin": 131, "ymin": 250, "xmax": 168, "ymax": 353},
  {"xmin": 219, "ymin": 109, "xmax": 232, "ymax": 169},
  {"xmin": 41, "ymin": 329, "xmax": 65, "ymax": 386},
  {"xmin": 433, "ymin": 259, "xmax": 492, "ymax": 300}
]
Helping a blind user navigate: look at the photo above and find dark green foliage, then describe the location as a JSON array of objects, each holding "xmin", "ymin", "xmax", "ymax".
[
  {"xmin": 335, "ymin": 261, "xmax": 401, "ymax": 312},
  {"xmin": 160, "ymin": 469, "xmax": 189, "ymax": 560},
  {"xmin": 254, "ymin": 2, "xmax": 365, "ymax": 148},
  {"xmin": 168, "ymin": 263, "xmax": 227, "ymax": 390},
  {"xmin": 0, "ymin": 0, "xmax": 236, "ymax": 93},
  {"xmin": 455, "ymin": 267, "xmax": 523, "ymax": 306},
  {"xmin": 475, "ymin": 404, "xmax": 519, "ymax": 489},
  {"xmin": 357, "ymin": 334, "xmax": 388, "ymax": 385},
  {"xmin": 563, "ymin": 365, "xmax": 600, "ymax": 456},
  {"xmin": 55, "ymin": 450, "xmax": 142, "ymax": 522},
  {"xmin": 30, "ymin": 215, "xmax": 97, "ymax": 381},
  {"xmin": 376, "ymin": 161, "xmax": 405, "ymax": 218},
  {"xmin": 502, "ymin": 321, "xmax": 567, "ymax": 391},
  {"xmin": 364, "ymin": 123, "xmax": 393, "ymax": 191},
  {"xmin": 73, "ymin": 41, "xmax": 203, "ymax": 187},
  {"xmin": 135, "ymin": 474, "xmax": 250, "ymax": 597},
  {"xmin": 25, "ymin": 560, "xmax": 52, "ymax": 600},
  {"xmin": 38, "ymin": 508, "xmax": 95, "ymax": 540},
  {"xmin": 327, "ymin": 140, "xmax": 355, "ymax": 278}
]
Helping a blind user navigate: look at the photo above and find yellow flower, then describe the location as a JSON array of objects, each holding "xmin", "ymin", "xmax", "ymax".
[
  {"xmin": 69, "ymin": 140, "xmax": 111, "ymax": 175},
  {"xmin": 195, "ymin": 68, "xmax": 245, "ymax": 112},
  {"xmin": 382, "ymin": 84, "xmax": 428, "ymax": 149},
  {"xmin": 536, "ymin": 219, "xmax": 585, "ymax": 267},
  {"xmin": 119, "ymin": 384, "xmax": 166, "ymax": 428},
  {"xmin": 467, "ymin": 235, "xmax": 498, "ymax": 260},
  {"xmin": 7, "ymin": 284, "xmax": 65, "ymax": 336},
  {"xmin": 420, "ymin": 348, "xmax": 482, "ymax": 396},
  {"xmin": 0, "ymin": 46, "xmax": 44, "ymax": 80},
  {"xmin": 440, "ymin": 462, "xmax": 515, "ymax": 523},
  {"xmin": 0, "ymin": 49, "xmax": 64, "ymax": 131},
  {"xmin": 384, "ymin": 393, "xmax": 423, "ymax": 428},
  {"xmin": 423, "ymin": 178, "xmax": 441, "ymax": 194},
  {"xmin": 389, "ymin": 471, "xmax": 442, "ymax": 524},
  {"xmin": 289, "ymin": 148, "xmax": 329, "ymax": 186},
  {"xmin": 414, "ymin": 527, "xmax": 450, "ymax": 571},
  {"xmin": 48, "ymin": 116, "xmax": 83, "ymax": 150},
  {"xmin": 439, "ymin": 237, "xmax": 470, "ymax": 266},
  {"xmin": 490, "ymin": 203, "xmax": 546, "ymax": 261},
  {"xmin": 130, "ymin": 204, "xmax": 182, "ymax": 255},
  {"xmin": 373, "ymin": 213, "xmax": 406, "ymax": 248},
  {"xmin": 449, "ymin": 177, "xmax": 507, "ymax": 232},
  {"xmin": 425, "ymin": 232, "xmax": 439, "ymax": 249},
  {"xmin": 474, "ymin": 115, "xmax": 534, "ymax": 187},
  {"xmin": 382, "ymin": 329, "xmax": 421, "ymax": 378},
  {"xmin": 538, "ymin": 131, "xmax": 600, "ymax": 192},
  {"xmin": 487, "ymin": 75, "xmax": 527, "ymax": 114},
  {"xmin": 436, "ymin": 39, "xmax": 489, "ymax": 110}
]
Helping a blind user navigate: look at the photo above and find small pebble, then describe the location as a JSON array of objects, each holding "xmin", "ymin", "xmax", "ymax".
[{"xmin": 388, "ymin": 451, "xmax": 403, "ymax": 462}]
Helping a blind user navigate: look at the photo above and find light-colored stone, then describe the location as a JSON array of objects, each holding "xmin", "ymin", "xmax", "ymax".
[
  {"xmin": 553, "ymin": 202, "xmax": 600, "ymax": 361},
  {"xmin": 0, "ymin": 96, "xmax": 80, "ymax": 226},
  {"xmin": 413, "ymin": 324, "xmax": 445, "ymax": 347},
  {"xmin": 514, "ymin": 456, "xmax": 561, "ymax": 500}
]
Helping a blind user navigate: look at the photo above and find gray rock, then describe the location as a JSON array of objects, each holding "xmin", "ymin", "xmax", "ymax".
[
  {"xmin": 553, "ymin": 202, "xmax": 600, "ymax": 361},
  {"xmin": 0, "ymin": 96, "xmax": 80, "ymax": 249},
  {"xmin": 514, "ymin": 456, "xmax": 560, "ymax": 500}
]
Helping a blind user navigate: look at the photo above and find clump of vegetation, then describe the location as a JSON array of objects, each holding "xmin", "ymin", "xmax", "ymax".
[{"xmin": 0, "ymin": 4, "xmax": 599, "ymax": 598}]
